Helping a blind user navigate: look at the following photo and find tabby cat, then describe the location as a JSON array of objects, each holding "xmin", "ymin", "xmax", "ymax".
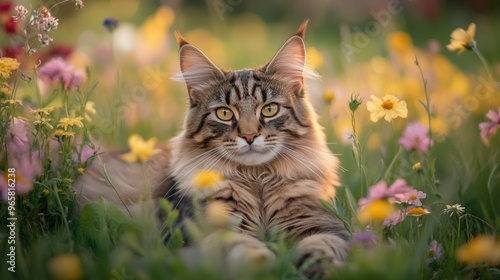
[{"xmin": 75, "ymin": 21, "xmax": 349, "ymax": 277}]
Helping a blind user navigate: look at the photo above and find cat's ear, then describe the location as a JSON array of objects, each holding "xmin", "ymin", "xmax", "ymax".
[
  {"xmin": 173, "ymin": 32, "xmax": 225, "ymax": 103},
  {"xmin": 264, "ymin": 20, "xmax": 319, "ymax": 89}
]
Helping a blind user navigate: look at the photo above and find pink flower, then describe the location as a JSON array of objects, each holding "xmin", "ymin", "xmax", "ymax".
[
  {"xmin": 479, "ymin": 108, "xmax": 500, "ymax": 139},
  {"xmin": 359, "ymin": 179, "xmax": 413, "ymax": 207},
  {"xmin": 38, "ymin": 57, "xmax": 73, "ymax": 81},
  {"xmin": 38, "ymin": 57, "xmax": 86, "ymax": 90},
  {"xmin": 383, "ymin": 210, "xmax": 404, "ymax": 227},
  {"xmin": 5, "ymin": 118, "xmax": 29, "ymax": 153},
  {"xmin": 0, "ymin": 155, "xmax": 42, "ymax": 200},
  {"xmin": 398, "ymin": 122, "xmax": 433, "ymax": 153},
  {"xmin": 63, "ymin": 69, "xmax": 86, "ymax": 90},
  {"xmin": 428, "ymin": 240, "xmax": 444, "ymax": 263},
  {"xmin": 395, "ymin": 189, "xmax": 426, "ymax": 206}
]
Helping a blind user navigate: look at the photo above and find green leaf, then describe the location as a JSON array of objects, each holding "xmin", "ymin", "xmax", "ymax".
[
  {"xmin": 319, "ymin": 199, "xmax": 353, "ymax": 236},
  {"xmin": 76, "ymin": 198, "xmax": 139, "ymax": 250},
  {"xmin": 384, "ymin": 146, "xmax": 402, "ymax": 182},
  {"xmin": 487, "ymin": 164, "xmax": 499, "ymax": 196},
  {"xmin": 167, "ymin": 228, "xmax": 184, "ymax": 250}
]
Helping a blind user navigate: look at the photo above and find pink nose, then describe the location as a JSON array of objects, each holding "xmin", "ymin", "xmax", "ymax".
[{"xmin": 240, "ymin": 133, "xmax": 258, "ymax": 145}]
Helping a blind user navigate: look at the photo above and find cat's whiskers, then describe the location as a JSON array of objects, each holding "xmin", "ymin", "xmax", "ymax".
[
  {"xmin": 155, "ymin": 145, "xmax": 218, "ymax": 194},
  {"xmin": 172, "ymin": 149, "xmax": 232, "ymax": 211},
  {"xmin": 280, "ymin": 146, "xmax": 326, "ymax": 179},
  {"xmin": 164, "ymin": 149, "xmax": 222, "ymax": 200}
]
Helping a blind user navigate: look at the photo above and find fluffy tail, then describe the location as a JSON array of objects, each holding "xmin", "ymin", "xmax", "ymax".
[{"xmin": 73, "ymin": 142, "xmax": 171, "ymax": 215}]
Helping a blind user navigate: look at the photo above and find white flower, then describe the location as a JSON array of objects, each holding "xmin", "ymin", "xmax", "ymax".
[
  {"xmin": 74, "ymin": 0, "xmax": 84, "ymax": 9},
  {"xmin": 13, "ymin": 5, "xmax": 28, "ymax": 22},
  {"xmin": 444, "ymin": 204, "xmax": 465, "ymax": 217}
]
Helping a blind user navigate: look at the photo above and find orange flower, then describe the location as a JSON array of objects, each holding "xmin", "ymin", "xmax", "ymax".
[{"xmin": 456, "ymin": 235, "xmax": 500, "ymax": 265}]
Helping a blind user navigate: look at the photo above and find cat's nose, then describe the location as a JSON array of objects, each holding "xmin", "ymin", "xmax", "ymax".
[{"xmin": 240, "ymin": 133, "xmax": 258, "ymax": 145}]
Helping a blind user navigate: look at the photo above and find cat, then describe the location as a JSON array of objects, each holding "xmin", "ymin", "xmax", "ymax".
[{"xmin": 75, "ymin": 20, "xmax": 349, "ymax": 278}]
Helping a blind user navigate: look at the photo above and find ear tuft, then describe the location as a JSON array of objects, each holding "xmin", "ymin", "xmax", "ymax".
[
  {"xmin": 172, "ymin": 44, "xmax": 224, "ymax": 103},
  {"xmin": 174, "ymin": 31, "xmax": 189, "ymax": 48},
  {"xmin": 294, "ymin": 19, "xmax": 309, "ymax": 39},
  {"xmin": 264, "ymin": 34, "xmax": 320, "ymax": 86}
]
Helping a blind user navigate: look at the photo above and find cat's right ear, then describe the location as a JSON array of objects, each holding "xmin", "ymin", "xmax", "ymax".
[{"xmin": 172, "ymin": 32, "xmax": 225, "ymax": 103}]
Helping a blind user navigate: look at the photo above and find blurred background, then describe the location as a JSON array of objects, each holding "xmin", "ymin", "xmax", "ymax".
[{"xmin": 2, "ymin": 0, "xmax": 500, "ymax": 200}]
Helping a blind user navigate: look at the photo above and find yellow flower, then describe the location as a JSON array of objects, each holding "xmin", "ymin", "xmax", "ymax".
[
  {"xmin": 1, "ymin": 99, "xmax": 23, "ymax": 106},
  {"xmin": 53, "ymin": 129, "xmax": 75, "ymax": 138},
  {"xmin": 206, "ymin": 200, "xmax": 231, "ymax": 227},
  {"xmin": 366, "ymin": 95, "xmax": 408, "ymax": 122},
  {"xmin": 456, "ymin": 235, "xmax": 500, "ymax": 265},
  {"xmin": 323, "ymin": 91, "xmax": 335, "ymax": 103},
  {"xmin": 77, "ymin": 167, "xmax": 85, "ymax": 174},
  {"xmin": 0, "ymin": 82, "xmax": 12, "ymax": 95},
  {"xmin": 33, "ymin": 116, "xmax": 54, "ymax": 129},
  {"xmin": 121, "ymin": 134, "xmax": 162, "ymax": 163},
  {"xmin": 412, "ymin": 162, "xmax": 422, "ymax": 171},
  {"xmin": 407, "ymin": 207, "xmax": 430, "ymax": 217},
  {"xmin": 53, "ymin": 130, "xmax": 65, "ymax": 137},
  {"xmin": 387, "ymin": 31, "xmax": 413, "ymax": 53},
  {"xmin": 446, "ymin": 23, "xmax": 476, "ymax": 54},
  {"xmin": 58, "ymin": 117, "xmax": 84, "ymax": 130},
  {"xmin": 0, "ymin": 57, "xmax": 20, "ymax": 79},
  {"xmin": 357, "ymin": 199, "xmax": 396, "ymax": 225},
  {"xmin": 30, "ymin": 106, "xmax": 55, "ymax": 116},
  {"xmin": 192, "ymin": 170, "xmax": 224, "ymax": 190},
  {"xmin": 307, "ymin": 47, "xmax": 323, "ymax": 69},
  {"xmin": 48, "ymin": 253, "xmax": 83, "ymax": 280},
  {"xmin": 84, "ymin": 101, "xmax": 96, "ymax": 121},
  {"xmin": 42, "ymin": 189, "xmax": 50, "ymax": 195}
]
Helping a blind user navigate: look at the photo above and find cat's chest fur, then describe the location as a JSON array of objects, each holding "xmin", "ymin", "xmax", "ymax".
[{"xmin": 205, "ymin": 169, "xmax": 334, "ymax": 238}]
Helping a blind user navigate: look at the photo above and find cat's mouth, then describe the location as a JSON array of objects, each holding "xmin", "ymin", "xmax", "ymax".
[{"xmin": 229, "ymin": 144, "xmax": 281, "ymax": 166}]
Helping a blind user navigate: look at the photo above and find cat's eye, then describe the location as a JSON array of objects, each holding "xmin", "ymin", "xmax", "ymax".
[
  {"xmin": 216, "ymin": 107, "xmax": 234, "ymax": 121},
  {"xmin": 261, "ymin": 103, "xmax": 279, "ymax": 117}
]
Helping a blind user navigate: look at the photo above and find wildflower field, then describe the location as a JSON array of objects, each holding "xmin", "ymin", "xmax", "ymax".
[{"xmin": 1, "ymin": 0, "xmax": 500, "ymax": 279}]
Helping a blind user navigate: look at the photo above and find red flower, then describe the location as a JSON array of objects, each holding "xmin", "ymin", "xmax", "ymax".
[
  {"xmin": 41, "ymin": 44, "xmax": 74, "ymax": 62},
  {"xmin": 1, "ymin": 45, "xmax": 23, "ymax": 59},
  {"xmin": 3, "ymin": 17, "xmax": 17, "ymax": 34},
  {"xmin": 0, "ymin": 2, "xmax": 12, "ymax": 14}
]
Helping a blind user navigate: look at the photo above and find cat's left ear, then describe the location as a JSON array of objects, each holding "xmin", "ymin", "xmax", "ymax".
[{"xmin": 264, "ymin": 20, "xmax": 318, "ymax": 89}]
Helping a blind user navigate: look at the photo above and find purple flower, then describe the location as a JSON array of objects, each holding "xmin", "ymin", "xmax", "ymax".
[
  {"xmin": 428, "ymin": 240, "xmax": 444, "ymax": 263},
  {"xmin": 351, "ymin": 230, "xmax": 378, "ymax": 249},
  {"xmin": 103, "ymin": 18, "xmax": 118, "ymax": 32},
  {"xmin": 38, "ymin": 57, "xmax": 86, "ymax": 90},
  {"xmin": 398, "ymin": 122, "xmax": 433, "ymax": 153},
  {"xmin": 479, "ymin": 108, "xmax": 500, "ymax": 139},
  {"xmin": 5, "ymin": 118, "xmax": 29, "ymax": 154},
  {"xmin": 359, "ymin": 179, "xmax": 413, "ymax": 207},
  {"xmin": 383, "ymin": 210, "xmax": 404, "ymax": 227}
]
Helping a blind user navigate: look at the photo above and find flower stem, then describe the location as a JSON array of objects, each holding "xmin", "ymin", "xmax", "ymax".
[
  {"xmin": 471, "ymin": 43, "xmax": 493, "ymax": 83},
  {"xmin": 350, "ymin": 110, "xmax": 365, "ymax": 197},
  {"xmin": 414, "ymin": 56, "xmax": 441, "ymax": 198},
  {"xmin": 101, "ymin": 161, "xmax": 133, "ymax": 217}
]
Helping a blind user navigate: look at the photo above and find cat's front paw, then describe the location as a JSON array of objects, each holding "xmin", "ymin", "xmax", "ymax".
[{"xmin": 294, "ymin": 234, "xmax": 348, "ymax": 279}]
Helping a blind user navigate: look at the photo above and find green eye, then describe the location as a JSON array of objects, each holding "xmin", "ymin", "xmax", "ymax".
[
  {"xmin": 216, "ymin": 107, "xmax": 234, "ymax": 121},
  {"xmin": 261, "ymin": 103, "xmax": 279, "ymax": 117}
]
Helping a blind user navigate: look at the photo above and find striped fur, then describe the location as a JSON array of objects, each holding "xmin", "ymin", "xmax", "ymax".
[
  {"xmin": 169, "ymin": 21, "xmax": 349, "ymax": 277},
  {"xmin": 76, "ymin": 21, "xmax": 349, "ymax": 278}
]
